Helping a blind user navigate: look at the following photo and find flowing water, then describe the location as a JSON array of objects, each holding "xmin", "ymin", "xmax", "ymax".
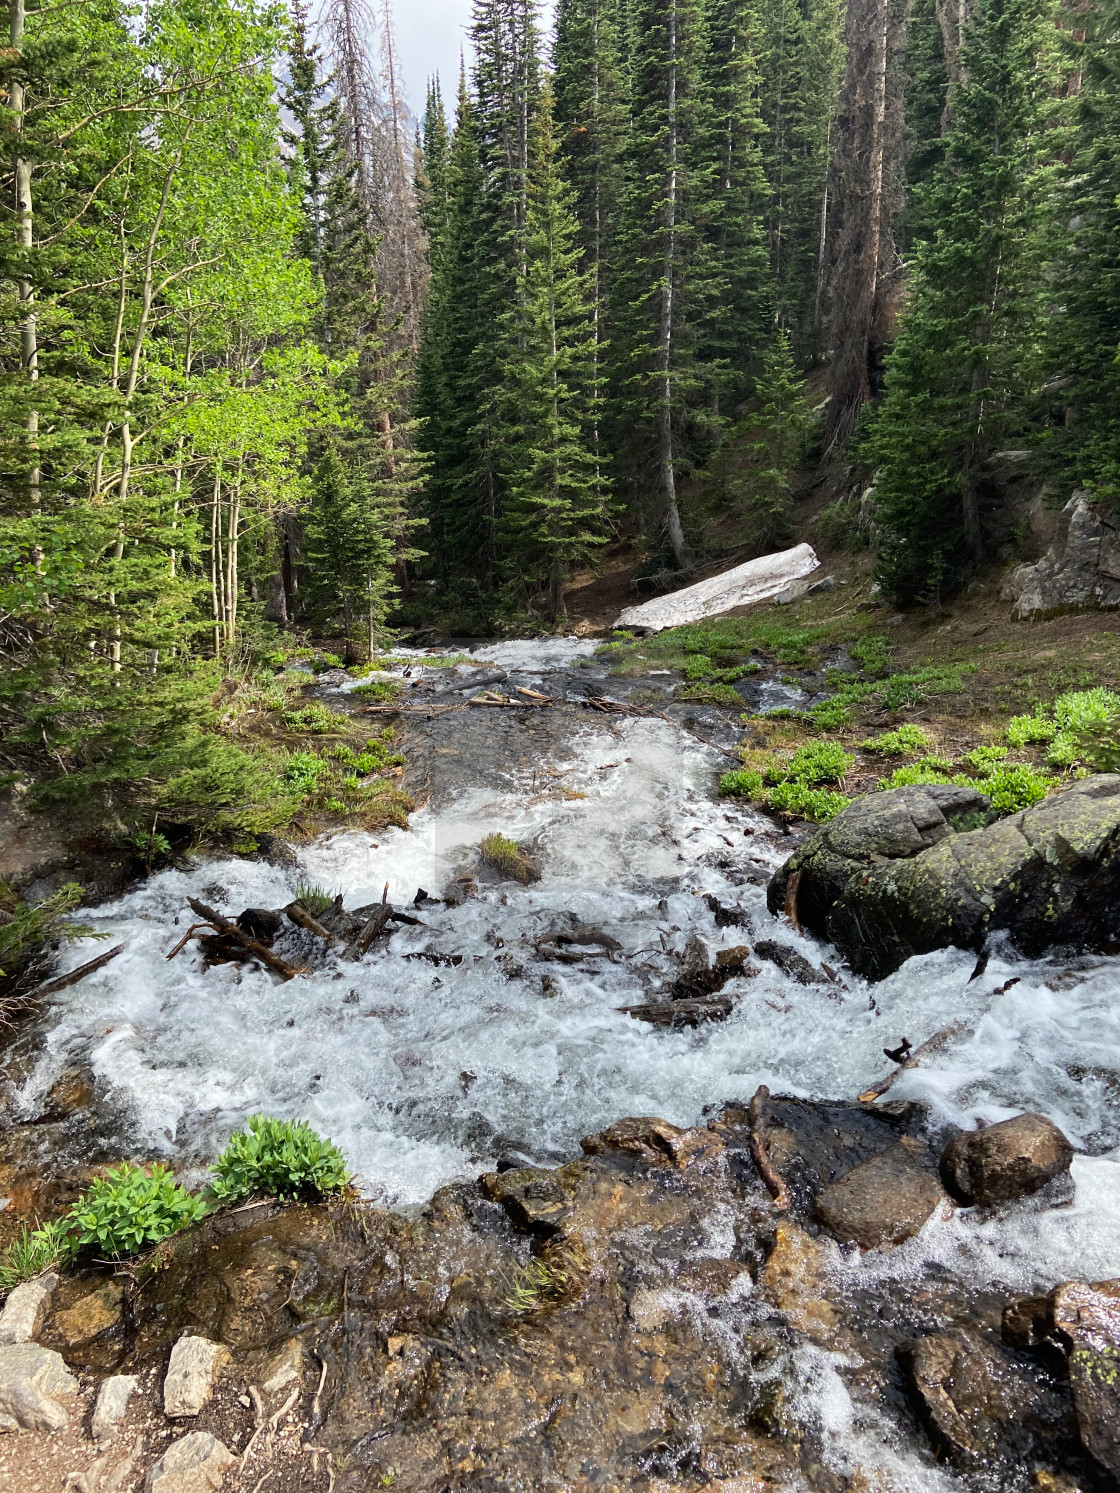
[{"xmin": 10, "ymin": 636, "xmax": 1120, "ymax": 1488}]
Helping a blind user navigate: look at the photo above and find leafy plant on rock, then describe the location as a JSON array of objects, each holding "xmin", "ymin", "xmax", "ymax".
[
  {"xmin": 209, "ymin": 1114, "xmax": 351, "ymax": 1203},
  {"xmin": 67, "ymin": 1164, "xmax": 208, "ymax": 1258}
]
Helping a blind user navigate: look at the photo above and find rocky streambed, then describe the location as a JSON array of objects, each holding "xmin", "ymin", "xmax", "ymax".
[{"xmin": 1, "ymin": 637, "xmax": 1119, "ymax": 1493}]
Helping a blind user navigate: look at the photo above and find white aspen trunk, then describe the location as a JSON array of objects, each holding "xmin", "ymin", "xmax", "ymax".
[
  {"xmin": 227, "ymin": 459, "xmax": 243, "ymax": 647},
  {"xmin": 109, "ymin": 532, "xmax": 124, "ymax": 673},
  {"xmin": 10, "ymin": 0, "xmax": 40, "ymax": 506},
  {"xmin": 210, "ymin": 467, "xmax": 223, "ymax": 655},
  {"xmin": 660, "ymin": 0, "xmax": 692, "ymax": 570}
]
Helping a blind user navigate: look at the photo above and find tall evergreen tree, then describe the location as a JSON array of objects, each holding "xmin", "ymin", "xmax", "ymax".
[
  {"xmin": 694, "ymin": 0, "xmax": 772, "ymax": 417},
  {"xmin": 499, "ymin": 88, "xmax": 611, "ymax": 617},
  {"xmin": 552, "ymin": 0, "xmax": 629, "ymax": 453},
  {"xmin": 610, "ymin": 0, "xmax": 706, "ymax": 567},
  {"xmin": 757, "ymin": 0, "xmax": 844, "ymax": 349},
  {"xmin": 867, "ymin": 0, "xmax": 1051, "ymax": 604}
]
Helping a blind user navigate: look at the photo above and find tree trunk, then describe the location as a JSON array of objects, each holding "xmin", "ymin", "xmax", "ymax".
[
  {"xmin": 660, "ymin": 0, "xmax": 693, "ymax": 570},
  {"xmin": 822, "ymin": 0, "xmax": 908, "ymax": 454},
  {"xmin": 10, "ymin": 0, "xmax": 39, "ymax": 506}
]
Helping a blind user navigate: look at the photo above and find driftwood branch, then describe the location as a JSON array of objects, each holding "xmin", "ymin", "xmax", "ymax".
[
  {"xmin": 285, "ymin": 900, "xmax": 337, "ymax": 945},
  {"xmin": 748, "ymin": 1084, "xmax": 791, "ymax": 1211},
  {"xmin": 344, "ymin": 904, "xmax": 392, "ymax": 961},
  {"xmin": 30, "ymin": 943, "xmax": 125, "ymax": 998},
  {"xmin": 858, "ymin": 1021, "xmax": 967, "ymax": 1102},
  {"xmin": 186, "ymin": 898, "xmax": 307, "ymax": 981}
]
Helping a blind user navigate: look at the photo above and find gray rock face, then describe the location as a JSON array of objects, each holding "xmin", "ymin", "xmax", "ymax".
[
  {"xmin": 163, "ymin": 1335, "xmax": 230, "ymax": 1418},
  {"xmin": 144, "ymin": 1431, "xmax": 233, "ymax": 1493},
  {"xmin": 1003, "ymin": 492, "xmax": 1120, "ymax": 619},
  {"xmin": 815, "ymin": 1136, "xmax": 946, "ymax": 1248},
  {"xmin": 767, "ymin": 777, "xmax": 1120, "ymax": 979},
  {"xmin": 940, "ymin": 1114, "xmax": 1075, "ymax": 1206},
  {"xmin": 92, "ymin": 1372, "xmax": 139, "ymax": 1443},
  {"xmin": 0, "ymin": 1272, "xmax": 58, "ymax": 1344},
  {"xmin": 0, "ymin": 1341, "xmax": 76, "ymax": 1432}
]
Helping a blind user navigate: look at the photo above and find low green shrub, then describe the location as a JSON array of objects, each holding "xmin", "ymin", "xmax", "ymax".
[
  {"xmin": 209, "ymin": 1115, "xmax": 351, "ymax": 1204},
  {"xmin": 718, "ymin": 768, "xmax": 765, "ymax": 798},
  {"xmin": 860, "ymin": 724, "xmax": 930, "ymax": 755},
  {"xmin": 766, "ymin": 781, "xmax": 851, "ymax": 821},
  {"xmin": 1047, "ymin": 688, "xmax": 1120, "ymax": 768},
  {"xmin": 283, "ymin": 752, "xmax": 330, "ymax": 794},
  {"xmin": 769, "ymin": 739, "xmax": 854, "ymax": 786},
  {"xmin": 684, "ymin": 654, "xmax": 714, "ymax": 679},
  {"xmin": 283, "ymin": 702, "xmax": 341, "ymax": 734},
  {"xmin": 878, "ymin": 757, "xmax": 954, "ymax": 789},
  {"xmin": 1006, "ymin": 712, "xmax": 1054, "ymax": 747},
  {"xmin": 67, "ymin": 1163, "xmax": 208, "ymax": 1258},
  {"xmin": 812, "ymin": 500, "xmax": 865, "ymax": 552},
  {"xmin": 0, "ymin": 883, "xmax": 95, "ymax": 986},
  {"xmin": 350, "ymin": 680, "xmax": 403, "ymax": 703},
  {"xmin": 962, "ymin": 744, "xmax": 1009, "ymax": 773},
  {"xmin": 0, "ymin": 1220, "xmax": 74, "ymax": 1296},
  {"xmin": 1076, "ymin": 709, "xmax": 1120, "ymax": 772},
  {"xmin": 981, "ymin": 764, "xmax": 1053, "ymax": 813},
  {"xmin": 849, "ymin": 633, "xmax": 892, "ymax": 677}
]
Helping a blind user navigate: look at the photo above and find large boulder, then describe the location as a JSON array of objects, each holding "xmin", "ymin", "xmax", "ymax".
[
  {"xmin": 940, "ymin": 1114, "xmax": 1074, "ymax": 1207},
  {"xmin": 1003, "ymin": 491, "xmax": 1120, "ymax": 620},
  {"xmin": 767, "ymin": 777, "xmax": 1120, "ymax": 979}
]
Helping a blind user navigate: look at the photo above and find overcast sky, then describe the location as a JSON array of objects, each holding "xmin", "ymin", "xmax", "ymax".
[{"xmin": 394, "ymin": 0, "xmax": 556, "ymax": 114}]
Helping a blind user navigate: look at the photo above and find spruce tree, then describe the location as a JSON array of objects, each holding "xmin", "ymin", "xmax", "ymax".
[
  {"xmin": 694, "ymin": 0, "xmax": 772, "ymax": 417},
  {"xmin": 866, "ymin": 0, "xmax": 1050, "ymax": 605},
  {"xmin": 499, "ymin": 88, "xmax": 611, "ymax": 618},
  {"xmin": 609, "ymin": 0, "xmax": 706, "ymax": 567},
  {"xmin": 552, "ymin": 0, "xmax": 629, "ymax": 452}
]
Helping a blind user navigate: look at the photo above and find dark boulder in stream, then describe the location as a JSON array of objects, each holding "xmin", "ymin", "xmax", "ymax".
[{"xmin": 767, "ymin": 776, "xmax": 1120, "ymax": 979}]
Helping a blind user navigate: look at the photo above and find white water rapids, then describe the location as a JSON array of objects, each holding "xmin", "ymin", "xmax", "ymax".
[{"xmin": 12, "ymin": 637, "xmax": 1120, "ymax": 1487}]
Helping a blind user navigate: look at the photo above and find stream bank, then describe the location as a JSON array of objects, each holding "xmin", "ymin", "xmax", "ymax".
[{"xmin": 1, "ymin": 635, "xmax": 1119, "ymax": 1492}]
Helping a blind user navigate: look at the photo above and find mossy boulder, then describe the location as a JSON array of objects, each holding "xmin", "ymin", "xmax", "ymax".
[{"xmin": 767, "ymin": 776, "xmax": 1120, "ymax": 979}]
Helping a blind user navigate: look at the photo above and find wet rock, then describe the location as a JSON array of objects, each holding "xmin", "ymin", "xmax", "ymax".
[
  {"xmin": 235, "ymin": 907, "xmax": 283, "ymax": 944},
  {"xmin": 35, "ymin": 1069, "xmax": 94, "ymax": 1122},
  {"xmin": 0, "ymin": 1271, "xmax": 57, "ymax": 1344},
  {"xmin": 52, "ymin": 1278, "xmax": 125, "ymax": 1346},
  {"xmin": 580, "ymin": 1115, "xmax": 725, "ymax": 1169},
  {"xmin": 480, "ymin": 1165, "xmax": 578, "ymax": 1236},
  {"xmin": 1009, "ymin": 1280, "xmax": 1120, "ymax": 1475},
  {"xmin": 768, "ymin": 777, "xmax": 1120, "ymax": 979},
  {"xmin": 753, "ymin": 939, "xmax": 824, "ymax": 985},
  {"xmin": 1003, "ymin": 492, "xmax": 1120, "ymax": 620},
  {"xmin": 622, "ymin": 994, "xmax": 734, "ymax": 1027},
  {"xmin": 940, "ymin": 1114, "xmax": 1075, "ymax": 1207},
  {"xmin": 703, "ymin": 892, "xmax": 751, "ymax": 928},
  {"xmin": 899, "ymin": 1327, "xmax": 1077, "ymax": 1469},
  {"xmin": 815, "ymin": 1137, "xmax": 946, "ymax": 1248},
  {"xmin": 163, "ymin": 1335, "xmax": 230, "ymax": 1418},
  {"xmin": 91, "ymin": 1373, "xmax": 138, "ymax": 1443},
  {"xmin": 760, "ymin": 1220, "xmax": 838, "ymax": 1344},
  {"xmin": 144, "ymin": 1431, "xmax": 233, "ymax": 1493},
  {"xmin": 0, "ymin": 1341, "xmax": 76, "ymax": 1431}
]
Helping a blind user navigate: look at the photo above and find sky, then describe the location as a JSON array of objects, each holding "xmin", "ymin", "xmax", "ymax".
[{"xmin": 394, "ymin": 0, "xmax": 556, "ymax": 114}]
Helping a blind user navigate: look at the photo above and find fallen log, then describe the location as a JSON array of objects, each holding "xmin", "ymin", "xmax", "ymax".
[
  {"xmin": 858, "ymin": 1021, "xmax": 968, "ymax": 1103},
  {"xmin": 186, "ymin": 897, "xmax": 308, "ymax": 980},
  {"xmin": 345, "ymin": 904, "xmax": 393, "ymax": 960},
  {"xmin": 28, "ymin": 943, "xmax": 125, "ymax": 1000},
  {"xmin": 748, "ymin": 1084, "xmax": 791, "ymax": 1211},
  {"xmin": 621, "ymin": 995, "xmax": 733, "ymax": 1028},
  {"xmin": 285, "ymin": 900, "xmax": 339, "ymax": 945}
]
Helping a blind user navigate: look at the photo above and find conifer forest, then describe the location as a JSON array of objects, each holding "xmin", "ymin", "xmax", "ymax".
[{"xmin": 1, "ymin": 0, "xmax": 1119, "ymax": 837}]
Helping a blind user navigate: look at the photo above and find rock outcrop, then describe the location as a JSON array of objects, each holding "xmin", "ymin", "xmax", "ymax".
[
  {"xmin": 767, "ymin": 777, "xmax": 1120, "ymax": 978},
  {"xmin": 1003, "ymin": 491, "xmax": 1120, "ymax": 620}
]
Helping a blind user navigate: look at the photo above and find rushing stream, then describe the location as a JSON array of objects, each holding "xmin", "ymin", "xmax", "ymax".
[{"xmin": 9, "ymin": 636, "xmax": 1120, "ymax": 1489}]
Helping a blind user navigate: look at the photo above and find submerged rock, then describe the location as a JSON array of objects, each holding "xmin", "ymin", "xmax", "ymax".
[
  {"xmin": 940, "ymin": 1113, "xmax": 1075, "ymax": 1207},
  {"xmin": 767, "ymin": 777, "xmax": 1120, "ymax": 978},
  {"xmin": 815, "ymin": 1136, "xmax": 946, "ymax": 1248}
]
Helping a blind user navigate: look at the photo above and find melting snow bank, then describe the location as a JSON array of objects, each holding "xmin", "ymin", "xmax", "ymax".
[{"xmin": 616, "ymin": 541, "xmax": 820, "ymax": 630}]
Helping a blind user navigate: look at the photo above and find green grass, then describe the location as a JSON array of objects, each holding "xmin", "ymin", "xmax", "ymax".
[
  {"xmin": 0, "ymin": 1221, "xmax": 74, "ymax": 1297},
  {"xmin": 282, "ymin": 701, "xmax": 342, "ymax": 734},
  {"xmin": 350, "ymin": 679, "xmax": 404, "ymax": 702},
  {"xmin": 293, "ymin": 882, "xmax": 337, "ymax": 916},
  {"xmin": 480, "ymin": 832, "xmax": 539, "ymax": 883}
]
